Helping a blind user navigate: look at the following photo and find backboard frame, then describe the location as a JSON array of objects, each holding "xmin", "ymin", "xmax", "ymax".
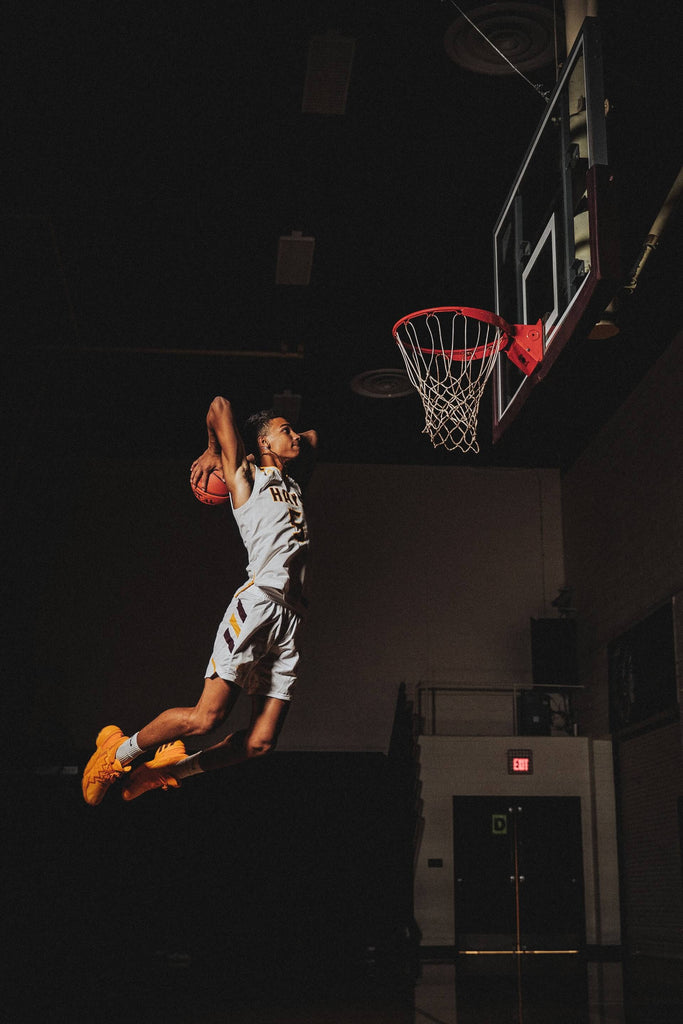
[{"xmin": 492, "ymin": 18, "xmax": 619, "ymax": 442}]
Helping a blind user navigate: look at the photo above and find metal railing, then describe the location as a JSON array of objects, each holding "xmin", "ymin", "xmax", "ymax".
[{"xmin": 415, "ymin": 683, "xmax": 580, "ymax": 737}]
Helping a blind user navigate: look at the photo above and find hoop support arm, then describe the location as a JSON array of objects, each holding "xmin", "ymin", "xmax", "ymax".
[{"xmin": 504, "ymin": 320, "xmax": 544, "ymax": 376}]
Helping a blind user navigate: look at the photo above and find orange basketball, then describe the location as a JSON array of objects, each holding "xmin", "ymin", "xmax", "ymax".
[{"xmin": 191, "ymin": 471, "xmax": 230, "ymax": 506}]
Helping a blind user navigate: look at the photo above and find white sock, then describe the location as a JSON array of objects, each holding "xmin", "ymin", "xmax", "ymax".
[
  {"xmin": 173, "ymin": 752, "xmax": 205, "ymax": 780},
  {"xmin": 115, "ymin": 732, "xmax": 147, "ymax": 767}
]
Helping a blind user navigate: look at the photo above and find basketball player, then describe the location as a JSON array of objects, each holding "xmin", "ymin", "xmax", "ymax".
[{"xmin": 81, "ymin": 395, "xmax": 317, "ymax": 805}]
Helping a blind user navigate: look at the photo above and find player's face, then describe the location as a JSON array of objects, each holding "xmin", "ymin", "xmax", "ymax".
[{"xmin": 262, "ymin": 418, "xmax": 301, "ymax": 461}]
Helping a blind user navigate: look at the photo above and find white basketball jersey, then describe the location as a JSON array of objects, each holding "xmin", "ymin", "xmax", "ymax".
[{"xmin": 232, "ymin": 466, "xmax": 309, "ymax": 611}]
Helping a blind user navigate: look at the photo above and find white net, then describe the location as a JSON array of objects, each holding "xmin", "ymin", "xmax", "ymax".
[{"xmin": 393, "ymin": 307, "xmax": 506, "ymax": 454}]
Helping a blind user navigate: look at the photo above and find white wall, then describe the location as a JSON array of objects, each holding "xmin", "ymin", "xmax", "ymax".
[
  {"xmin": 414, "ymin": 736, "xmax": 620, "ymax": 947},
  {"xmin": 282, "ymin": 463, "xmax": 565, "ymax": 751}
]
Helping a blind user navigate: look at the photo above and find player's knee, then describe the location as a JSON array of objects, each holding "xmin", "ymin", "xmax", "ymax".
[
  {"xmin": 187, "ymin": 705, "xmax": 225, "ymax": 736},
  {"xmin": 245, "ymin": 732, "xmax": 276, "ymax": 758}
]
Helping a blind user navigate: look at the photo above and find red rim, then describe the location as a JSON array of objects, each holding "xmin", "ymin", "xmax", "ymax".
[{"xmin": 392, "ymin": 306, "xmax": 511, "ymax": 361}]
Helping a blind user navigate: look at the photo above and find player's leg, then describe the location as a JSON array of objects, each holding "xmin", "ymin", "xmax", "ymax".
[
  {"xmin": 82, "ymin": 586, "xmax": 264, "ymax": 806},
  {"xmin": 195, "ymin": 591, "xmax": 298, "ymax": 768},
  {"xmin": 245, "ymin": 694, "xmax": 290, "ymax": 755},
  {"xmin": 121, "ymin": 695, "xmax": 288, "ymax": 801},
  {"xmin": 197, "ymin": 608, "xmax": 297, "ymax": 765},
  {"xmin": 120, "ymin": 637, "xmax": 294, "ymax": 802},
  {"xmin": 219, "ymin": 603, "xmax": 298, "ymax": 762},
  {"xmin": 201, "ymin": 694, "xmax": 290, "ymax": 768},
  {"xmin": 117, "ymin": 597, "xmax": 298, "ymax": 802},
  {"xmin": 82, "ymin": 675, "xmax": 240, "ymax": 806},
  {"xmin": 135, "ymin": 674, "xmax": 240, "ymax": 749}
]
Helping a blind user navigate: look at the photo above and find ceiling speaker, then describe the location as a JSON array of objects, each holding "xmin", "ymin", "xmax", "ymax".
[
  {"xmin": 276, "ymin": 231, "xmax": 315, "ymax": 286},
  {"xmin": 302, "ymin": 33, "xmax": 355, "ymax": 115}
]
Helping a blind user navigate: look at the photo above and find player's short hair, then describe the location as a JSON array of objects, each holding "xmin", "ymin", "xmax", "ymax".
[{"xmin": 243, "ymin": 409, "xmax": 277, "ymax": 456}]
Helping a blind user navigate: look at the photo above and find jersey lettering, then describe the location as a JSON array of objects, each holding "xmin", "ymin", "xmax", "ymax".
[{"xmin": 270, "ymin": 486, "xmax": 300, "ymax": 508}]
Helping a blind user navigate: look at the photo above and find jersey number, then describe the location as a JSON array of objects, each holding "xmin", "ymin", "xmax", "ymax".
[{"xmin": 288, "ymin": 507, "xmax": 307, "ymax": 543}]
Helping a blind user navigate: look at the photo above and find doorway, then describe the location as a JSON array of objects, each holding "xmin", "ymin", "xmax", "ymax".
[{"xmin": 452, "ymin": 795, "xmax": 587, "ymax": 1023}]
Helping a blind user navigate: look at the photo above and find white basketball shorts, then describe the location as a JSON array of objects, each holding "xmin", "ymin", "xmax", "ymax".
[{"xmin": 205, "ymin": 583, "xmax": 302, "ymax": 701}]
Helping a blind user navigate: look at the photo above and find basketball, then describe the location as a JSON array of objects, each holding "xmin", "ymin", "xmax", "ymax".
[{"xmin": 191, "ymin": 471, "xmax": 230, "ymax": 506}]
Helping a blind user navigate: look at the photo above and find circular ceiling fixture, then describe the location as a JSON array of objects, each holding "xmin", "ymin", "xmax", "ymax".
[
  {"xmin": 350, "ymin": 368, "xmax": 414, "ymax": 399},
  {"xmin": 444, "ymin": 2, "xmax": 555, "ymax": 76}
]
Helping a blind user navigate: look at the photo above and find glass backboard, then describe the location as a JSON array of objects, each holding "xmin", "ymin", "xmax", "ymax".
[{"xmin": 492, "ymin": 18, "xmax": 619, "ymax": 441}]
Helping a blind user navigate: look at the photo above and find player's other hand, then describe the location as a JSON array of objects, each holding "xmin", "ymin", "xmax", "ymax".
[{"xmin": 299, "ymin": 429, "xmax": 318, "ymax": 449}]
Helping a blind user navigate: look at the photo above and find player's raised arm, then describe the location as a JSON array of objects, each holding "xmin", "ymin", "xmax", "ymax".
[{"xmin": 190, "ymin": 397, "xmax": 252, "ymax": 500}]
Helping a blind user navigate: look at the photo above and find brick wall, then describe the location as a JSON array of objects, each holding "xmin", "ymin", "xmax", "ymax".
[
  {"xmin": 561, "ymin": 328, "xmax": 683, "ymax": 956},
  {"xmin": 561, "ymin": 329, "xmax": 683, "ymax": 736}
]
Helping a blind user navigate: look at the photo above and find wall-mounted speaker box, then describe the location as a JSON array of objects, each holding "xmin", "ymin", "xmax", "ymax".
[{"xmin": 530, "ymin": 617, "xmax": 578, "ymax": 689}]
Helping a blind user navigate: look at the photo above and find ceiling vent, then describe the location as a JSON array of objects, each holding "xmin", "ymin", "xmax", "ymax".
[
  {"xmin": 444, "ymin": 2, "xmax": 556, "ymax": 75},
  {"xmin": 350, "ymin": 368, "xmax": 414, "ymax": 399}
]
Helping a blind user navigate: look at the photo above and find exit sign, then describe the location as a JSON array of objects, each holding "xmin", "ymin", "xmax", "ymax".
[{"xmin": 507, "ymin": 749, "xmax": 533, "ymax": 774}]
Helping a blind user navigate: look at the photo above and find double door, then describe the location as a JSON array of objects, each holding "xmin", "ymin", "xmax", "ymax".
[
  {"xmin": 453, "ymin": 795, "xmax": 585, "ymax": 953},
  {"xmin": 453, "ymin": 796, "xmax": 587, "ymax": 1023}
]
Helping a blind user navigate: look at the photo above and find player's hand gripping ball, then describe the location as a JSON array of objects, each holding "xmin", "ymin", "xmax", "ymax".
[{"xmin": 191, "ymin": 471, "xmax": 230, "ymax": 506}]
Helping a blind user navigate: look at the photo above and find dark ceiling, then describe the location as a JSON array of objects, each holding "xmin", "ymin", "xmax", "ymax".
[{"xmin": 4, "ymin": 0, "xmax": 681, "ymax": 471}]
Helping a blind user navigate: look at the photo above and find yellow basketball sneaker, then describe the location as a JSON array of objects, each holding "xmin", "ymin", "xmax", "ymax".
[
  {"xmin": 82, "ymin": 725, "xmax": 131, "ymax": 806},
  {"xmin": 121, "ymin": 740, "xmax": 187, "ymax": 802}
]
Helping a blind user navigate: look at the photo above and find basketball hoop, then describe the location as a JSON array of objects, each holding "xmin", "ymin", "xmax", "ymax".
[{"xmin": 392, "ymin": 306, "xmax": 543, "ymax": 453}]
